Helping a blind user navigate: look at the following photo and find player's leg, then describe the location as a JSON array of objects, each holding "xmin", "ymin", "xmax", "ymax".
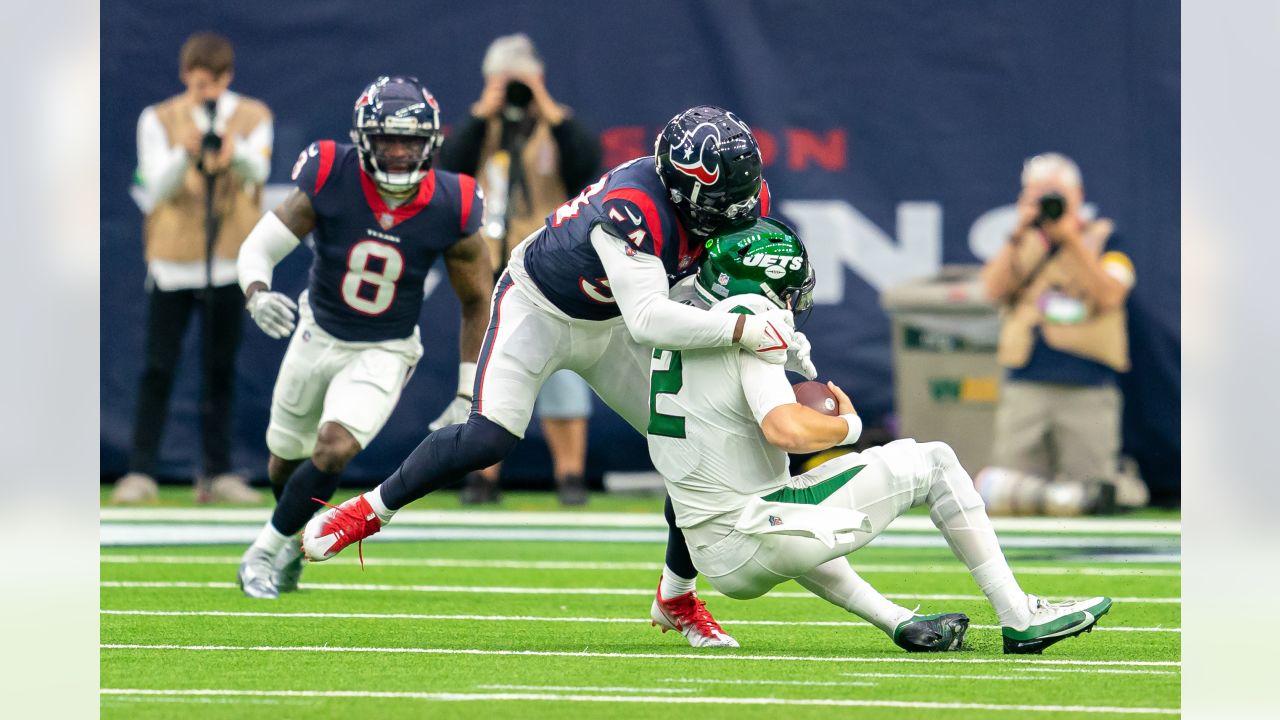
[
  {"xmin": 304, "ymin": 277, "xmax": 563, "ymax": 561},
  {"xmin": 238, "ymin": 315, "xmax": 331, "ymax": 598},
  {"xmin": 536, "ymin": 370, "xmax": 592, "ymax": 505},
  {"xmin": 881, "ymin": 439, "xmax": 1112, "ymax": 653},
  {"xmin": 578, "ymin": 327, "xmax": 732, "ymax": 647},
  {"xmin": 795, "ymin": 559, "xmax": 968, "ymax": 652}
]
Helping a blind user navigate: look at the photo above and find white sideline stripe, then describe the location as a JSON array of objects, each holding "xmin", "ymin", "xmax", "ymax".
[
  {"xmin": 98, "ymin": 523, "xmax": 1183, "ymax": 553},
  {"xmin": 1011, "ymin": 667, "xmax": 1180, "ymax": 676},
  {"xmin": 477, "ymin": 684, "xmax": 701, "ymax": 694},
  {"xmin": 100, "ymin": 643, "xmax": 1181, "ymax": 667},
  {"xmin": 98, "ymin": 580, "xmax": 1183, "ymax": 604},
  {"xmin": 97, "ymin": 554, "xmax": 1181, "ymax": 577},
  {"xmin": 666, "ymin": 675, "xmax": 1042, "ymax": 685},
  {"xmin": 98, "ymin": 688, "xmax": 1180, "ymax": 714},
  {"xmin": 99, "ymin": 609, "xmax": 1182, "ymax": 633},
  {"xmin": 98, "ymin": 507, "xmax": 1181, "ymax": 535}
]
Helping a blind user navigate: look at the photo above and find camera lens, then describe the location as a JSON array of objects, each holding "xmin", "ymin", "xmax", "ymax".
[{"xmin": 1038, "ymin": 192, "xmax": 1065, "ymax": 223}]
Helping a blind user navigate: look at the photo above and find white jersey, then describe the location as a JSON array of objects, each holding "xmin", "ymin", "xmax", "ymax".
[{"xmin": 647, "ymin": 294, "xmax": 798, "ymax": 527}]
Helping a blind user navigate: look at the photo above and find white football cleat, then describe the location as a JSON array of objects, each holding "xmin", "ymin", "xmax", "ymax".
[
  {"xmin": 1003, "ymin": 595, "xmax": 1112, "ymax": 654},
  {"xmin": 651, "ymin": 583, "xmax": 739, "ymax": 648},
  {"xmin": 272, "ymin": 537, "xmax": 305, "ymax": 593},
  {"xmin": 237, "ymin": 546, "xmax": 279, "ymax": 600}
]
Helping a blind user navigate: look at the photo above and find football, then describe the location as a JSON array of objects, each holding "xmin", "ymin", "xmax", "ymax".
[{"xmin": 793, "ymin": 380, "xmax": 840, "ymax": 416}]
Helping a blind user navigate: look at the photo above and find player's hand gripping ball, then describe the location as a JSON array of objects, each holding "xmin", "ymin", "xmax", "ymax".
[{"xmin": 792, "ymin": 380, "xmax": 839, "ymax": 416}]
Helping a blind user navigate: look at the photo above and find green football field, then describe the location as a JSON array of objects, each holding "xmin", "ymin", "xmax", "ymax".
[{"xmin": 100, "ymin": 493, "xmax": 1181, "ymax": 718}]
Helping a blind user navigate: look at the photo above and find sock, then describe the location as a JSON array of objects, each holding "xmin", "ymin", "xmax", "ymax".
[
  {"xmin": 660, "ymin": 564, "xmax": 696, "ymax": 598},
  {"xmin": 270, "ymin": 460, "xmax": 343, "ymax": 536},
  {"xmin": 380, "ymin": 413, "xmax": 517, "ymax": 510},
  {"xmin": 270, "ymin": 480, "xmax": 285, "ymax": 502},
  {"xmin": 249, "ymin": 522, "xmax": 289, "ymax": 556},
  {"xmin": 920, "ymin": 442, "xmax": 1030, "ymax": 629},
  {"xmin": 662, "ymin": 495, "xmax": 699, "ymax": 581},
  {"xmin": 366, "ymin": 486, "xmax": 395, "ymax": 524},
  {"xmin": 796, "ymin": 559, "xmax": 913, "ymax": 634}
]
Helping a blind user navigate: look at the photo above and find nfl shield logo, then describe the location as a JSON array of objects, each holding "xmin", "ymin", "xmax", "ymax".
[
  {"xmin": 379, "ymin": 213, "xmax": 395, "ymax": 229},
  {"xmin": 768, "ymin": 515, "xmax": 784, "ymax": 527},
  {"xmin": 678, "ymin": 256, "xmax": 693, "ymax": 271}
]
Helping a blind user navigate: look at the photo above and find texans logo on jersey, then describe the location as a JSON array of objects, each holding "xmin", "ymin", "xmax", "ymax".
[{"xmin": 669, "ymin": 122, "xmax": 722, "ymax": 185}]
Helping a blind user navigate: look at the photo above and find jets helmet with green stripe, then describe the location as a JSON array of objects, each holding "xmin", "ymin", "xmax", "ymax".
[{"xmin": 695, "ymin": 216, "xmax": 815, "ymax": 314}]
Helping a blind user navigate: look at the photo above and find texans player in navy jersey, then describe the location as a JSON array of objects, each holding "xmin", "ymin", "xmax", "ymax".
[
  {"xmin": 232, "ymin": 76, "xmax": 492, "ymax": 599},
  {"xmin": 305, "ymin": 106, "xmax": 817, "ymax": 647}
]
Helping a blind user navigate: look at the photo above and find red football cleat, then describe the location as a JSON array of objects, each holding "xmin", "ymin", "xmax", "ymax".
[
  {"xmin": 650, "ymin": 582, "xmax": 740, "ymax": 648},
  {"xmin": 302, "ymin": 495, "xmax": 381, "ymax": 565}
]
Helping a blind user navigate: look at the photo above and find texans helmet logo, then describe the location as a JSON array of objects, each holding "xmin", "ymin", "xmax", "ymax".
[{"xmin": 669, "ymin": 122, "xmax": 722, "ymax": 185}]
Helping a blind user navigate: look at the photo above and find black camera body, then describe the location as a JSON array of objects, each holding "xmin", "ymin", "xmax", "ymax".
[{"xmin": 1036, "ymin": 192, "xmax": 1066, "ymax": 225}]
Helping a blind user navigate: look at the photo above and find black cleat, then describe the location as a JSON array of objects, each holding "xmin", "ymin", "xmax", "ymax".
[{"xmin": 893, "ymin": 612, "xmax": 970, "ymax": 652}]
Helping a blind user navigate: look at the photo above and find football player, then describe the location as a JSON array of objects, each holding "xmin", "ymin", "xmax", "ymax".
[
  {"xmin": 233, "ymin": 76, "xmax": 492, "ymax": 599},
  {"xmin": 304, "ymin": 106, "xmax": 814, "ymax": 648},
  {"xmin": 648, "ymin": 217, "xmax": 1112, "ymax": 654}
]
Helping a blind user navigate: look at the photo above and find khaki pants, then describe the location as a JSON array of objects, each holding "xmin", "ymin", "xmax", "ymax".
[{"xmin": 992, "ymin": 380, "xmax": 1121, "ymax": 482}]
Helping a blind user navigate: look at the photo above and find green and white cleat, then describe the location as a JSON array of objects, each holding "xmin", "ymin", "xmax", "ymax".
[
  {"xmin": 893, "ymin": 612, "xmax": 970, "ymax": 652},
  {"xmin": 1003, "ymin": 595, "xmax": 1112, "ymax": 654},
  {"xmin": 272, "ymin": 537, "xmax": 305, "ymax": 593}
]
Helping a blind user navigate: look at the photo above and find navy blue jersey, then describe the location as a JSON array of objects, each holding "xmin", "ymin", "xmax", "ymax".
[
  {"xmin": 522, "ymin": 156, "xmax": 770, "ymax": 321},
  {"xmin": 289, "ymin": 140, "xmax": 483, "ymax": 342}
]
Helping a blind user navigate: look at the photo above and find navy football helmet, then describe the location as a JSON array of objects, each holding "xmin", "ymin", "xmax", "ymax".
[
  {"xmin": 654, "ymin": 106, "xmax": 763, "ymax": 237},
  {"xmin": 351, "ymin": 76, "xmax": 444, "ymax": 192}
]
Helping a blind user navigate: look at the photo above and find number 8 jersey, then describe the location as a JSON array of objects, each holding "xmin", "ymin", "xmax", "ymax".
[{"xmin": 290, "ymin": 140, "xmax": 484, "ymax": 342}]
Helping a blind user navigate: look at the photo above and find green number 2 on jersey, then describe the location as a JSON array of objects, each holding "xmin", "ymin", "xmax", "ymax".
[{"xmin": 649, "ymin": 349, "xmax": 685, "ymax": 438}]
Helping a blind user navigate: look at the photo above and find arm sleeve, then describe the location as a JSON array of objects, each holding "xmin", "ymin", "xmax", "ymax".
[
  {"xmin": 237, "ymin": 210, "xmax": 301, "ymax": 294},
  {"xmin": 739, "ymin": 352, "xmax": 798, "ymax": 424},
  {"xmin": 550, "ymin": 116, "xmax": 602, "ymax": 195},
  {"xmin": 437, "ymin": 116, "xmax": 488, "ymax": 176},
  {"xmin": 136, "ymin": 107, "xmax": 190, "ymax": 203},
  {"xmin": 230, "ymin": 116, "xmax": 273, "ymax": 185},
  {"xmin": 591, "ymin": 224, "xmax": 738, "ymax": 350}
]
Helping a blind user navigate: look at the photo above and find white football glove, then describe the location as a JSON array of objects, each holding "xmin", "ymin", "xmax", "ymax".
[
  {"xmin": 428, "ymin": 395, "xmax": 472, "ymax": 431},
  {"xmin": 785, "ymin": 330, "xmax": 818, "ymax": 379},
  {"xmin": 428, "ymin": 362, "xmax": 478, "ymax": 431},
  {"xmin": 246, "ymin": 290, "xmax": 297, "ymax": 339},
  {"xmin": 738, "ymin": 310, "xmax": 796, "ymax": 365}
]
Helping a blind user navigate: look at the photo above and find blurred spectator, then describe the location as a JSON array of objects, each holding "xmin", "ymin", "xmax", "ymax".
[
  {"xmin": 111, "ymin": 32, "xmax": 272, "ymax": 504},
  {"xmin": 437, "ymin": 33, "xmax": 601, "ymax": 506},
  {"xmin": 981, "ymin": 153, "xmax": 1147, "ymax": 508}
]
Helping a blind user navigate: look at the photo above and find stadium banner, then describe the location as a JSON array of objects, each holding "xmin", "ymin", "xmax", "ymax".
[{"xmin": 100, "ymin": 0, "xmax": 1179, "ymax": 496}]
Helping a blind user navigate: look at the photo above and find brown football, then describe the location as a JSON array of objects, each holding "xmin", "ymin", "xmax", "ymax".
[{"xmin": 793, "ymin": 381, "xmax": 839, "ymax": 416}]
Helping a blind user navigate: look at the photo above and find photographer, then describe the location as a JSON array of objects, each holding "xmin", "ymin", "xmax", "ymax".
[
  {"xmin": 981, "ymin": 153, "xmax": 1139, "ymax": 503},
  {"xmin": 435, "ymin": 33, "xmax": 602, "ymax": 505},
  {"xmin": 111, "ymin": 32, "xmax": 272, "ymax": 504}
]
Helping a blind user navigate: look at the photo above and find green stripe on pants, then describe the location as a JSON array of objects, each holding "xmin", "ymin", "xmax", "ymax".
[{"xmin": 761, "ymin": 464, "xmax": 866, "ymax": 505}]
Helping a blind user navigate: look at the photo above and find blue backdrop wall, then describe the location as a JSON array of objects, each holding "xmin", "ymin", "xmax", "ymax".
[{"xmin": 100, "ymin": 0, "xmax": 1180, "ymax": 500}]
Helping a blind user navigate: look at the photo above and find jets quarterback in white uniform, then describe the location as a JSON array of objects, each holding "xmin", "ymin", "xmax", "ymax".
[{"xmin": 651, "ymin": 217, "xmax": 1113, "ymax": 655}]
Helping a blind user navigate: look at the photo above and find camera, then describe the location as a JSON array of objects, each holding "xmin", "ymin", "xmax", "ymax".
[{"xmin": 1036, "ymin": 192, "xmax": 1066, "ymax": 224}]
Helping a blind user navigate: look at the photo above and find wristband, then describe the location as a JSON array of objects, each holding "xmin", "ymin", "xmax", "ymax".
[
  {"xmin": 837, "ymin": 413, "xmax": 862, "ymax": 446},
  {"xmin": 456, "ymin": 361, "xmax": 478, "ymax": 398}
]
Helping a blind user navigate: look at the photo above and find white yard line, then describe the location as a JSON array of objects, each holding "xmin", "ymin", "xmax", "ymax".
[
  {"xmin": 100, "ymin": 643, "xmax": 1181, "ymax": 668},
  {"xmin": 1010, "ymin": 667, "xmax": 1180, "ymax": 676},
  {"xmin": 98, "ymin": 508, "xmax": 1181, "ymax": 535},
  {"xmin": 98, "ymin": 523, "xmax": 1183, "ymax": 553},
  {"xmin": 98, "ymin": 580, "xmax": 1183, "ymax": 604},
  {"xmin": 98, "ymin": 554, "xmax": 1181, "ymax": 577},
  {"xmin": 100, "ymin": 608, "xmax": 1182, "ymax": 633},
  {"xmin": 98, "ymin": 688, "xmax": 1180, "ymax": 714},
  {"xmin": 663, "ymin": 675, "xmax": 1031, "ymax": 685},
  {"xmin": 477, "ymin": 684, "xmax": 699, "ymax": 694}
]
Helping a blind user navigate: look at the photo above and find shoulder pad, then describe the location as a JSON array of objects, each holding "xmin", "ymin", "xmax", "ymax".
[
  {"xmin": 291, "ymin": 140, "xmax": 339, "ymax": 198},
  {"xmin": 599, "ymin": 186, "xmax": 666, "ymax": 256}
]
